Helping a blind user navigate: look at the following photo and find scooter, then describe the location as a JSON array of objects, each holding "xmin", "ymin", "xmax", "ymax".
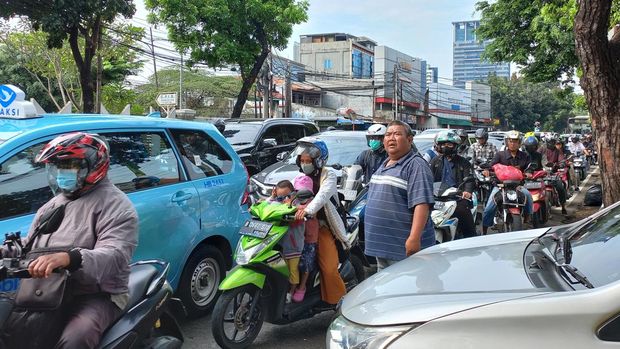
[
  {"xmin": 524, "ymin": 169, "xmax": 550, "ymax": 228},
  {"xmin": 211, "ymin": 192, "xmax": 365, "ymax": 349},
  {"xmin": 0, "ymin": 232, "xmax": 185, "ymax": 349},
  {"xmin": 432, "ymin": 179, "xmax": 478, "ymax": 244},
  {"xmin": 572, "ymin": 151, "xmax": 589, "ymax": 181}
]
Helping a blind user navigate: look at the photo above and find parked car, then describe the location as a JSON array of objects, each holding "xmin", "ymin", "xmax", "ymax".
[
  {"xmin": 0, "ymin": 87, "xmax": 250, "ymax": 317},
  {"xmin": 328, "ymin": 200, "xmax": 620, "ymax": 348},
  {"xmin": 222, "ymin": 118, "xmax": 319, "ymax": 176},
  {"xmin": 249, "ymin": 130, "xmax": 368, "ymax": 201}
]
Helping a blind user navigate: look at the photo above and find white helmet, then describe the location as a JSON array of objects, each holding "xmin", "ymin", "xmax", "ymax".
[{"xmin": 366, "ymin": 124, "xmax": 387, "ymax": 137}]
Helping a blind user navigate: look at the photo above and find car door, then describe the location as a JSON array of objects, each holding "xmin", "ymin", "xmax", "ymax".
[
  {"xmin": 257, "ymin": 125, "xmax": 288, "ymax": 169},
  {"xmin": 100, "ymin": 130, "xmax": 200, "ymax": 287}
]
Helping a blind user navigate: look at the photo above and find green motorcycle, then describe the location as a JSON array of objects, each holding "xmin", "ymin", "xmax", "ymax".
[{"xmin": 211, "ymin": 192, "xmax": 366, "ymax": 349}]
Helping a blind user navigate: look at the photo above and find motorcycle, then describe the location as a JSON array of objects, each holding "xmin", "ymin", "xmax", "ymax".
[
  {"xmin": 431, "ymin": 178, "xmax": 478, "ymax": 244},
  {"xmin": 572, "ymin": 151, "xmax": 589, "ymax": 181},
  {"xmin": 0, "ymin": 231, "xmax": 185, "ymax": 349},
  {"xmin": 548, "ymin": 157, "xmax": 574, "ymax": 197},
  {"xmin": 524, "ymin": 169, "xmax": 551, "ymax": 228},
  {"xmin": 474, "ymin": 158, "xmax": 494, "ymax": 208},
  {"xmin": 489, "ymin": 164, "xmax": 529, "ymax": 233},
  {"xmin": 211, "ymin": 191, "xmax": 366, "ymax": 349},
  {"xmin": 338, "ymin": 165, "xmax": 364, "ymax": 210}
]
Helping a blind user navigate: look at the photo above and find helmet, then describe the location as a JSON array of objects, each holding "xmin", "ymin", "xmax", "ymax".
[
  {"xmin": 213, "ymin": 118, "xmax": 226, "ymax": 133},
  {"xmin": 454, "ymin": 129, "xmax": 467, "ymax": 138},
  {"xmin": 36, "ymin": 132, "xmax": 110, "ymax": 197},
  {"xmin": 366, "ymin": 124, "xmax": 387, "ymax": 137},
  {"xmin": 523, "ymin": 135, "xmax": 539, "ymax": 153},
  {"xmin": 534, "ymin": 121, "xmax": 541, "ymax": 127},
  {"xmin": 504, "ymin": 130, "xmax": 522, "ymax": 145},
  {"xmin": 295, "ymin": 137, "xmax": 329, "ymax": 169},
  {"xmin": 571, "ymin": 135, "xmax": 580, "ymax": 143},
  {"xmin": 474, "ymin": 128, "xmax": 488, "ymax": 139},
  {"xmin": 435, "ymin": 130, "xmax": 461, "ymax": 145}
]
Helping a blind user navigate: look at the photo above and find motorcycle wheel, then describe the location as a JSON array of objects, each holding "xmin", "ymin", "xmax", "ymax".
[
  {"xmin": 510, "ymin": 214, "xmax": 523, "ymax": 231},
  {"xmin": 212, "ymin": 285, "xmax": 264, "ymax": 349}
]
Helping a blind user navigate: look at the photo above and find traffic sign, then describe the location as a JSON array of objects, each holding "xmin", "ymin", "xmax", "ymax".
[{"xmin": 156, "ymin": 92, "xmax": 177, "ymax": 107}]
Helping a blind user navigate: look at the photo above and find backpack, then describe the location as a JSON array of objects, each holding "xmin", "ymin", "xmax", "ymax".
[{"xmin": 584, "ymin": 184, "xmax": 602, "ymax": 206}]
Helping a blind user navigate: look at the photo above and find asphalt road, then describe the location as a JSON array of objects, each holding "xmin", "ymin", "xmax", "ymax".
[{"xmin": 183, "ymin": 166, "xmax": 602, "ymax": 349}]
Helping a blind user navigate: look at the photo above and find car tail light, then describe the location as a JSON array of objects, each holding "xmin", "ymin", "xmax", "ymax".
[{"xmin": 241, "ymin": 165, "xmax": 250, "ymax": 206}]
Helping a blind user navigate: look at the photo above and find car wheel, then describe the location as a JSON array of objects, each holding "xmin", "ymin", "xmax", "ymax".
[{"xmin": 177, "ymin": 245, "xmax": 225, "ymax": 318}]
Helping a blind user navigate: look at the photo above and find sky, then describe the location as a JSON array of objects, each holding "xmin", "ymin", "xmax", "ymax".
[{"xmin": 133, "ymin": 0, "xmax": 482, "ymax": 83}]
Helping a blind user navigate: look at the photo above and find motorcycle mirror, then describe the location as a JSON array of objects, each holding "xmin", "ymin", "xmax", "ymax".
[{"xmin": 331, "ymin": 163, "xmax": 343, "ymax": 170}]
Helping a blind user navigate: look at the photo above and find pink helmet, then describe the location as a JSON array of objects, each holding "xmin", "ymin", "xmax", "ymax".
[{"xmin": 293, "ymin": 175, "xmax": 314, "ymax": 194}]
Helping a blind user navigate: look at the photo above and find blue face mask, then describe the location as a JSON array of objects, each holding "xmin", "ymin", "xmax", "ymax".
[
  {"xmin": 56, "ymin": 169, "xmax": 79, "ymax": 191},
  {"xmin": 368, "ymin": 139, "xmax": 382, "ymax": 151}
]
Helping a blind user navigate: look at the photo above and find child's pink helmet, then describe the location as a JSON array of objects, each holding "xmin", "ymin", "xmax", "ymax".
[{"xmin": 293, "ymin": 175, "xmax": 314, "ymax": 194}]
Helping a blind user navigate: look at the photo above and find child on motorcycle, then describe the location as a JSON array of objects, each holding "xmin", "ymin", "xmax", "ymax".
[{"xmin": 291, "ymin": 175, "xmax": 320, "ymax": 303}]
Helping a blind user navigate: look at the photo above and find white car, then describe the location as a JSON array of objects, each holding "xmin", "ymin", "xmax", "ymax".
[{"xmin": 327, "ymin": 200, "xmax": 620, "ymax": 349}]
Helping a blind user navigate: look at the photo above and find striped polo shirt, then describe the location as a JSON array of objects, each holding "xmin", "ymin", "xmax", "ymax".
[{"xmin": 364, "ymin": 149, "xmax": 436, "ymax": 261}]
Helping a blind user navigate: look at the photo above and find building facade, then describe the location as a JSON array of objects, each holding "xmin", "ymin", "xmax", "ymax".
[
  {"xmin": 298, "ymin": 33, "xmax": 376, "ymax": 79},
  {"xmin": 452, "ymin": 20, "xmax": 510, "ymax": 88},
  {"xmin": 427, "ymin": 66, "xmax": 439, "ymax": 85}
]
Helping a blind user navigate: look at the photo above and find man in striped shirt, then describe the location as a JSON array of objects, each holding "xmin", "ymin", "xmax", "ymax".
[{"xmin": 364, "ymin": 121, "xmax": 436, "ymax": 271}]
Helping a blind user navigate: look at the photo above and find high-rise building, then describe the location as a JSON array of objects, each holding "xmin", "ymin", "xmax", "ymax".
[
  {"xmin": 452, "ymin": 20, "xmax": 510, "ymax": 88},
  {"xmin": 427, "ymin": 66, "xmax": 439, "ymax": 85}
]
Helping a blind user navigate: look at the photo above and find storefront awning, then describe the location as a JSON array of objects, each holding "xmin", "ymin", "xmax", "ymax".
[{"xmin": 438, "ymin": 117, "xmax": 472, "ymax": 127}]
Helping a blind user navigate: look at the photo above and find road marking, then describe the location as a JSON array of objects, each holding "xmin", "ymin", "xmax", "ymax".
[{"xmin": 566, "ymin": 166, "xmax": 599, "ymax": 206}]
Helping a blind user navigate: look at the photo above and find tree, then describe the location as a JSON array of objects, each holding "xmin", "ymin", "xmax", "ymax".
[
  {"xmin": 0, "ymin": 0, "xmax": 136, "ymax": 112},
  {"xmin": 146, "ymin": 0, "xmax": 308, "ymax": 118},
  {"xmin": 574, "ymin": 1, "xmax": 620, "ymax": 205},
  {"xmin": 487, "ymin": 75, "xmax": 575, "ymax": 133},
  {"xmin": 476, "ymin": 0, "xmax": 620, "ymax": 205}
]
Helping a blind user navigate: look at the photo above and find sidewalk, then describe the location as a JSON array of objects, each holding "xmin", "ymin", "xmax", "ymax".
[{"xmin": 547, "ymin": 165, "xmax": 601, "ymax": 226}]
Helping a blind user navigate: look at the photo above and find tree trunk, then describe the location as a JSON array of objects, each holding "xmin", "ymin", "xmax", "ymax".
[
  {"xmin": 574, "ymin": 0, "xmax": 620, "ymax": 206},
  {"xmin": 67, "ymin": 19, "xmax": 100, "ymax": 113},
  {"xmin": 230, "ymin": 49, "xmax": 270, "ymax": 119}
]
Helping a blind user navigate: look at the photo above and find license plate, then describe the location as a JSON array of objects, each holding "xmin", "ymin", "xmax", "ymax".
[
  {"xmin": 239, "ymin": 220, "xmax": 273, "ymax": 239},
  {"xmin": 339, "ymin": 189, "xmax": 358, "ymax": 201}
]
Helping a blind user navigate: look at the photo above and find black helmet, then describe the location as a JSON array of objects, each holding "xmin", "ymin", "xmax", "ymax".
[
  {"xmin": 523, "ymin": 135, "xmax": 539, "ymax": 153},
  {"xmin": 571, "ymin": 135, "xmax": 580, "ymax": 143},
  {"xmin": 474, "ymin": 128, "xmax": 488, "ymax": 139},
  {"xmin": 213, "ymin": 118, "xmax": 226, "ymax": 133},
  {"xmin": 454, "ymin": 129, "xmax": 467, "ymax": 138}
]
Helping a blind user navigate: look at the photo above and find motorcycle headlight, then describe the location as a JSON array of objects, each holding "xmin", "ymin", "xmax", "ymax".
[
  {"xmin": 235, "ymin": 234, "xmax": 278, "ymax": 265},
  {"xmin": 506, "ymin": 190, "xmax": 518, "ymax": 202},
  {"xmin": 327, "ymin": 315, "xmax": 415, "ymax": 349}
]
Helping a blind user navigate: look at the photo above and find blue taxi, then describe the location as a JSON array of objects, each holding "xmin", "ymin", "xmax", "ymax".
[{"xmin": 0, "ymin": 85, "xmax": 250, "ymax": 317}]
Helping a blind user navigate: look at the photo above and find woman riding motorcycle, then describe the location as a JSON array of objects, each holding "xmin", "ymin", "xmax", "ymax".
[{"xmin": 293, "ymin": 138, "xmax": 348, "ymax": 308}]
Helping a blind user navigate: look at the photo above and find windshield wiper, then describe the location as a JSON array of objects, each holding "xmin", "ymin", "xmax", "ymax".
[
  {"xmin": 539, "ymin": 235, "xmax": 594, "ymax": 289},
  {"xmin": 231, "ymin": 142, "xmax": 251, "ymax": 146}
]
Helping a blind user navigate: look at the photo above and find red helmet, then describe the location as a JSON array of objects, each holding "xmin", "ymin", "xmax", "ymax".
[{"xmin": 36, "ymin": 132, "xmax": 110, "ymax": 196}]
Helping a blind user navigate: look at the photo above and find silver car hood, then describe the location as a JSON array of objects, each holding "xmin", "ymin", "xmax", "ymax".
[{"xmin": 343, "ymin": 229, "xmax": 551, "ymax": 326}]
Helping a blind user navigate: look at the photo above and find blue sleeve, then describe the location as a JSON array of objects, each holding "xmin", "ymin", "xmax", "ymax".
[
  {"xmin": 407, "ymin": 157, "xmax": 435, "ymax": 209},
  {"xmin": 354, "ymin": 150, "xmax": 365, "ymax": 166}
]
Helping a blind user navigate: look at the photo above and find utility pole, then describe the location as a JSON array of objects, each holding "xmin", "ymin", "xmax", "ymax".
[
  {"xmin": 254, "ymin": 85, "xmax": 258, "ymax": 118},
  {"xmin": 371, "ymin": 80, "xmax": 376, "ymax": 120},
  {"xmin": 150, "ymin": 27, "xmax": 159, "ymax": 88},
  {"xmin": 285, "ymin": 62, "xmax": 292, "ymax": 118},
  {"xmin": 262, "ymin": 56, "xmax": 270, "ymax": 119},
  {"xmin": 393, "ymin": 62, "xmax": 398, "ymax": 120},
  {"xmin": 179, "ymin": 53, "xmax": 183, "ymax": 109}
]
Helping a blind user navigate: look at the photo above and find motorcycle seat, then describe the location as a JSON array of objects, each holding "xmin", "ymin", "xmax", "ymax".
[{"xmin": 126, "ymin": 264, "xmax": 159, "ymax": 310}]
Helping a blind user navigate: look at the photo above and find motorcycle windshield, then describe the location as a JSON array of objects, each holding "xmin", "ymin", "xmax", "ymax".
[{"xmin": 249, "ymin": 201, "xmax": 298, "ymax": 222}]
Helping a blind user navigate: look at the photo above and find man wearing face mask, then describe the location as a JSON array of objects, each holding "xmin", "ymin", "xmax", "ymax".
[
  {"xmin": 2, "ymin": 132, "xmax": 138, "ymax": 349},
  {"xmin": 429, "ymin": 131, "xmax": 477, "ymax": 239},
  {"xmin": 354, "ymin": 124, "xmax": 388, "ymax": 185}
]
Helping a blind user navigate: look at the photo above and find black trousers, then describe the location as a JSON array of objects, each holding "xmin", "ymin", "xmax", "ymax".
[{"xmin": 453, "ymin": 199, "xmax": 477, "ymax": 239}]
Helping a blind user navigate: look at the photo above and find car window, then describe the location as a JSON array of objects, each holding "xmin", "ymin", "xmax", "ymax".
[
  {"xmin": 222, "ymin": 123, "xmax": 261, "ymax": 146},
  {"xmin": 0, "ymin": 141, "xmax": 53, "ymax": 219},
  {"xmin": 282, "ymin": 125, "xmax": 305, "ymax": 144},
  {"xmin": 262, "ymin": 125, "xmax": 285, "ymax": 145},
  {"xmin": 104, "ymin": 132, "xmax": 181, "ymax": 193},
  {"xmin": 171, "ymin": 129, "xmax": 232, "ymax": 179},
  {"xmin": 285, "ymin": 135, "xmax": 368, "ymax": 167},
  {"xmin": 304, "ymin": 124, "xmax": 319, "ymax": 137},
  {"xmin": 569, "ymin": 204, "xmax": 620, "ymax": 287}
]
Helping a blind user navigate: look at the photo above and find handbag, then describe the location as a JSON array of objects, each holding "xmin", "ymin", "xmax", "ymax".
[{"xmin": 13, "ymin": 248, "xmax": 72, "ymax": 311}]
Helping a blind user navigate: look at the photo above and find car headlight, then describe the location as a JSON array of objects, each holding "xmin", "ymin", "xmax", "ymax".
[
  {"xmin": 250, "ymin": 178, "xmax": 272, "ymax": 197},
  {"xmin": 327, "ymin": 315, "xmax": 414, "ymax": 349},
  {"xmin": 235, "ymin": 234, "xmax": 278, "ymax": 265}
]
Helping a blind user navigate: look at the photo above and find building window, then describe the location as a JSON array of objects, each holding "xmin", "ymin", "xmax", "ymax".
[{"xmin": 324, "ymin": 59, "xmax": 332, "ymax": 70}]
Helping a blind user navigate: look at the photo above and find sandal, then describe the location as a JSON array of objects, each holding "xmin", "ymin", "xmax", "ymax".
[{"xmin": 292, "ymin": 288, "xmax": 306, "ymax": 303}]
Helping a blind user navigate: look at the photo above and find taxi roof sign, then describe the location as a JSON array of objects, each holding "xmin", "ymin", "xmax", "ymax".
[{"xmin": 0, "ymin": 84, "xmax": 39, "ymax": 119}]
